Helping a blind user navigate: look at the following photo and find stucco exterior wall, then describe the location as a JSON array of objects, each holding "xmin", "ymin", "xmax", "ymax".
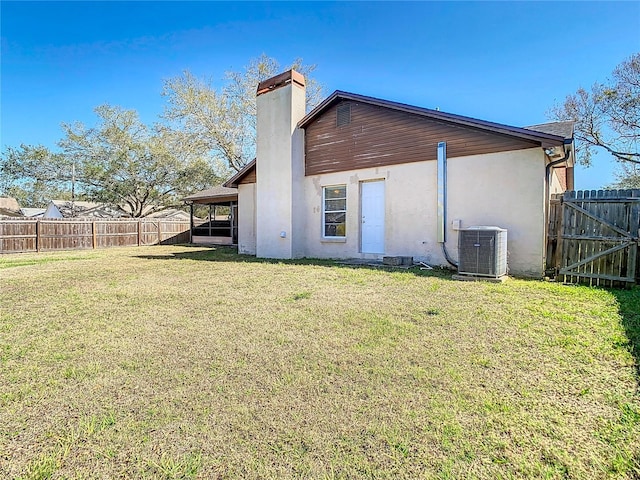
[
  {"xmin": 255, "ymin": 81, "xmax": 306, "ymax": 259},
  {"xmin": 447, "ymin": 148, "xmax": 547, "ymax": 277},
  {"xmin": 238, "ymin": 183, "xmax": 256, "ymax": 255},
  {"xmin": 291, "ymin": 127, "xmax": 307, "ymax": 259},
  {"xmin": 296, "ymin": 147, "xmax": 547, "ymax": 277}
]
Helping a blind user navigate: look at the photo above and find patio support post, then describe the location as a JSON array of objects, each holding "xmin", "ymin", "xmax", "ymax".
[
  {"xmin": 208, "ymin": 204, "xmax": 212, "ymax": 237},
  {"xmin": 189, "ymin": 203, "xmax": 194, "ymax": 243}
]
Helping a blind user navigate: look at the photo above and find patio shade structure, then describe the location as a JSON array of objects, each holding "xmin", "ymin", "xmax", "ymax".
[{"xmin": 183, "ymin": 186, "xmax": 238, "ymax": 245}]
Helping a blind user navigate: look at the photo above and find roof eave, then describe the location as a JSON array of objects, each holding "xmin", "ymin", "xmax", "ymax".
[
  {"xmin": 298, "ymin": 91, "xmax": 566, "ymax": 146},
  {"xmin": 185, "ymin": 195, "xmax": 238, "ymax": 205}
]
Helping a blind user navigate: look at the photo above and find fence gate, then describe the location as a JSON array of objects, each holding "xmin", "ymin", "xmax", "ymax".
[
  {"xmin": 140, "ymin": 220, "xmax": 160, "ymax": 246},
  {"xmin": 549, "ymin": 190, "xmax": 640, "ymax": 287}
]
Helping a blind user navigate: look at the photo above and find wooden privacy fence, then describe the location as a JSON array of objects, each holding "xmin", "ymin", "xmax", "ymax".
[
  {"xmin": 0, "ymin": 218, "xmax": 191, "ymax": 254},
  {"xmin": 547, "ymin": 189, "xmax": 640, "ymax": 287}
]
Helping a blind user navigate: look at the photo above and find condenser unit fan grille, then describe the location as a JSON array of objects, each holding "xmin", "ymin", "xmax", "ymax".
[{"xmin": 458, "ymin": 227, "xmax": 507, "ymax": 277}]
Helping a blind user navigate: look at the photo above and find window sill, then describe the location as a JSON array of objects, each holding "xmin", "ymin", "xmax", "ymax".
[{"xmin": 321, "ymin": 237, "xmax": 347, "ymax": 243}]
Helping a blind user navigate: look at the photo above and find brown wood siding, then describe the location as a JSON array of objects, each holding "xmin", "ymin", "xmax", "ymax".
[
  {"xmin": 238, "ymin": 167, "xmax": 256, "ymax": 184},
  {"xmin": 304, "ymin": 101, "xmax": 541, "ymax": 176}
]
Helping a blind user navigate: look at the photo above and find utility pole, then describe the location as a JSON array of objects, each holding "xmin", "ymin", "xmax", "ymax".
[{"xmin": 71, "ymin": 162, "xmax": 76, "ymax": 217}]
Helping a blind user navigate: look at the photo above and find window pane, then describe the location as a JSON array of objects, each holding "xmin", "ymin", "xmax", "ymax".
[
  {"xmin": 325, "ymin": 199, "xmax": 346, "ymax": 212},
  {"xmin": 325, "ymin": 222, "xmax": 346, "ymax": 237},
  {"xmin": 325, "ymin": 212, "xmax": 346, "ymax": 224},
  {"xmin": 325, "ymin": 186, "xmax": 346, "ymax": 199},
  {"xmin": 323, "ymin": 185, "xmax": 346, "ymax": 237}
]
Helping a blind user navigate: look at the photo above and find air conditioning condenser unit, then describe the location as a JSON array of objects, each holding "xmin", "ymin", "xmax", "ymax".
[{"xmin": 457, "ymin": 226, "xmax": 507, "ymax": 278}]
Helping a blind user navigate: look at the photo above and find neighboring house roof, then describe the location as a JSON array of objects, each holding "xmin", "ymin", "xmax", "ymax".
[
  {"xmin": 182, "ymin": 186, "xmax": 238, "ymax": 204},
  {"xmin": 48, "ymin": 201, "xmax": 188, "ymax": 218},
  {"xmin": 47, "ymin": 200, "xmax": 126, "ymax": 218},
  {"xmin": 0, "ymin": 210, "xmax": 22, "ymax": 217},
  {"xmin": 0, "ymin": 197, "xmax": 21, "ymax": 216},
  {"xmin": 298, "ymin": 90, "xmax": 569, "ymax": 147},
  {"xmin": 145, "ymin": 208, "xmax": 191, "ymax": 220},
  {"xmin": 224, "ymin": 159, "xmax": 257, "ymax": 188},
  {"xmin": 20, "ymin": 208, "xmax": 45, "ymax": 218}
]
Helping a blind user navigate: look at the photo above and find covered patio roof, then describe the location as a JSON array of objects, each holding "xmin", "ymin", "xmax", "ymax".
[{"xmin": 183, "ymin": 186, "xmax": 238, "ymax": 205}]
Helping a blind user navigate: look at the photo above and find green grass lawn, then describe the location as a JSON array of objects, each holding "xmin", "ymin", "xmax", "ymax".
[{"xmin": 1, "ymin": 245, "xmax": 638, "ymax": 479}]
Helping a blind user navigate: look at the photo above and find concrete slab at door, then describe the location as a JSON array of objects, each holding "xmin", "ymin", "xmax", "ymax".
[{"xmin": 361, "ymin": 180, "xmax": 385, "ymax": 253}]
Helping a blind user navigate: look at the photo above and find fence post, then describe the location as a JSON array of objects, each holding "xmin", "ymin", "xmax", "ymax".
[
  {"xmin": 92, "ymin": 221, "xmax": 97, "ymax": 249},
  {"xmin": 138, "ymin": 220, "xmax": 141, "ymax": 246},
  {"xmin": 35, "ymin": 220, "xmax": 40, "ymax": 252},
  {"xmin": 158, "ymin": 221, "xmax": 162, "ymax": 245}
]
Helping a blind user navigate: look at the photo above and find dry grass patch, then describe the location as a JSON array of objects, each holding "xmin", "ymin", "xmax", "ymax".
[{"xmin": 0, "ymin": 245, "xmax": 639, "ymax": 479}]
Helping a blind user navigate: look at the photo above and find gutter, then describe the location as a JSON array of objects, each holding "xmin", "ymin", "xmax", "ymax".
[
  {"xmin": 545, "ymin": 139, "xmax": 572, "ymax": 178},
  {"xmin": 543, "ymin": 139, "xmax": 572, "ymax": 275}
]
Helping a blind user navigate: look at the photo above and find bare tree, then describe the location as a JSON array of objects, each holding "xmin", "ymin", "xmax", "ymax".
[
  {"xmin": 608, "ymin": 162, "xmax": 640, "ymax": 189},
  {"xmin": 162, "ymin": 54, "xmax": 324, "ymax": 172},
  {"xmin": 550, "ymin": 53, "xmax": 639, "ymax": 171}
]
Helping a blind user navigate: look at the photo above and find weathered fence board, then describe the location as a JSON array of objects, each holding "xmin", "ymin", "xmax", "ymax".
[
  {"xmin": 547, "ymin": 189, "xmax": 640, "ymax": 287},
  {"xmin": 0, "ymin": 218, "xmax": 190, "ymax": 254}
]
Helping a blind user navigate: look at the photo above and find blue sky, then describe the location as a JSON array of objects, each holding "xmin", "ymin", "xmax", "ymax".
[{"xmin": 2, "ymin": 1, "xmax": 639, "ymax": 190}]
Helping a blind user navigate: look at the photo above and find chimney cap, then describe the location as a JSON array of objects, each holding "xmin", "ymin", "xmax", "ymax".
[{"xmin": 257, "ymin": 69, "xmax": 305, "ymax": 96}]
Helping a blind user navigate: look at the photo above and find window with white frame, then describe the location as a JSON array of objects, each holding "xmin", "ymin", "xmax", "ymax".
[{"xmin": 323, "ymin": 185, "xmax": 346, "ymax": 237}]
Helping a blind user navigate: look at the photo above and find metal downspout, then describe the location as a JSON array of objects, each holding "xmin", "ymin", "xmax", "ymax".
[
  {"xmin": 437, "ymin": 141, "xmax": 458, "ymax": 268},
  {"xmin": 543, "ymin": 141, "xmax": 571, "ymax": 274}
]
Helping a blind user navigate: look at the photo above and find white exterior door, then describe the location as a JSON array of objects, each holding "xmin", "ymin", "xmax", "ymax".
[{"xmin": 360, "ymin": 180, "xmax": 385, "ymax": 253}]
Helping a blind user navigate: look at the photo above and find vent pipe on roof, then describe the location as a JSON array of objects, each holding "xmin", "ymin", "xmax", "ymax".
[
  {"xmin": 436, "ymin": 142, "xmax": 447, "ymax": 243},
  {"xmin": 437, "ymin": 141, "xmax": 458, "ymax": 268}
]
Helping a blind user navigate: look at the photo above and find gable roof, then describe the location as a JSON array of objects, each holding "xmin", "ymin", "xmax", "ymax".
[
  {"xmin": 224, "ymin": 159, "xmax": 257, "ymax": 188},
  {"xmin": 299, "ymin": 91, "xmax": 568, "ymax": 147}
]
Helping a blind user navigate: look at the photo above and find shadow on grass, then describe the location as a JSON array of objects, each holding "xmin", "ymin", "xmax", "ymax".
[
  {"xmin": 134, "ymin": 244, "xmax": 455, "ymax": 279},
  {"xmin": 611, "ymin": 287, "xmax": 640, "ymax": 380}
]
